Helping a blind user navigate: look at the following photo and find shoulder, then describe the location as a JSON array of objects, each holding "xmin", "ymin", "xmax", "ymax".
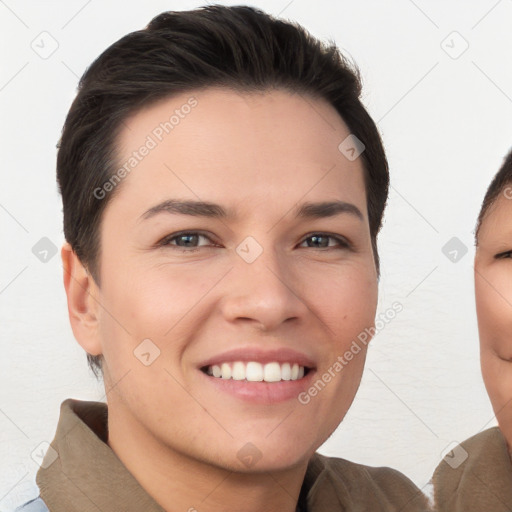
[
  {"xmin": 13, "ymin": 496, "xmax": 48, "ymax": 512},
  {"xmin": 305, "ymin": 453, "xmax": 430, "ymax": 511},
  {"xmin": 433, "ymin": 427, "xmax": 512, "ymax": 511}
]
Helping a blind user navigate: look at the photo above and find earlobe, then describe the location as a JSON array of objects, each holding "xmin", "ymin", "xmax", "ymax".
[{"xmin": 61, "ymin": 243, "xmax": 103, "ymax": 356}]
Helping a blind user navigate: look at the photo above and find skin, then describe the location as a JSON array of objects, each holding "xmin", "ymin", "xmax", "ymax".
[
  {"xmin": 62, "ymin": 87, "xmax": 378, "ymax": 512},
  {"xmin": 476, "ymin": 191, "xmax": 512, "ymax": 455}
]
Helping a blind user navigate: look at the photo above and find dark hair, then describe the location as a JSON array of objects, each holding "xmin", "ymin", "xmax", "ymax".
[
  {"xmin": 475, "ymin": 147, "xmax": 512, "ymax": 242},
  {"xmin": 57, "ymin": 4, "xmax": 389, "ymax": 379}
]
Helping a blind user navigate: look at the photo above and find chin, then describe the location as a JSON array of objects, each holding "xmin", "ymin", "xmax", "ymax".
[
  {"xmin": 203, "ymin": 435, "xmax": 318, "ymax": 474},
  {"xmin": 223, "ymin": 449, "xmax": 311, "ymax": 474}
]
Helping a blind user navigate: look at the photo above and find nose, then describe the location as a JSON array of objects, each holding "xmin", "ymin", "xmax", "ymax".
[{"xmin": 219, "ymin": 244, "xmax": 309, "ymax": 332}]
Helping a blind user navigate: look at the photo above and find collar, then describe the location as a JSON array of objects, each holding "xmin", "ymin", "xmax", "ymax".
[
  {"xmin": 37, "ymin": 399, "xmax": 165, "ymax": 511},
  {"xmin": 433, "ymin": 427, "xmax": 512, "ymax": 511},
  {"xmin": 36, "ymin": 399, "xmax": 334, "ymax": 511},
  {"xmin": 36, "ymin": 398, "xmax": 426, "ymax": 511}
]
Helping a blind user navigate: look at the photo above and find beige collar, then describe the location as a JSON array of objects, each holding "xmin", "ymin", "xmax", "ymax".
[
  {"xmin": 36, "ymin": 398, "xmax": 427, "ymax": 511},
  {"xmin": 433, "ymin": 427, "xmax": 512, "ymax": 511},
  {"xmin": 36, "ymin": 399, "xmax": 334, "ymax": 511}
]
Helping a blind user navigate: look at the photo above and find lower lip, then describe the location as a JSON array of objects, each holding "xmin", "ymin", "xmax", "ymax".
[{"xmin": 199, "ymin": 369, "xmax": 316, "ymax": 404}]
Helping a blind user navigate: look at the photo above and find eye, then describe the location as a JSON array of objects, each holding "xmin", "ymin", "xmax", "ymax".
[
  {"xmin": 299, "ymin": 233, "xmax": 351, "ymax": 250},
  {"xmin": 495, "ymin": 250, "xmax": 512, "ymax": 259},
  {"xmin": 156, "ymin": 231, "xmax": 352, "ymax": 253},
  {"xmin": 158, "ymin": 231, "xmax": 218, "ymax": 252}
]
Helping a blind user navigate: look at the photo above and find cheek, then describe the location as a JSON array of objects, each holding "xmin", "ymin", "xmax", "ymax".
[
  {"xmin": 306, "ymin": 264, "xmax": 377, "ymax": 376},
  {"xmin": 477, "ymin": 267, "xmax": 512, "ymax": 447},
  {"xmin": 481, "ymin": 351, "xmax": 512, "ymax": 448},
  {"xmin": 96, "ymin": 268, "xmax": 207, "ymax": 378},
  {"xmin": 482, "ymin": 352, "xmax": 512, "ymax": 403},
  {"xmin": 101, "ymin": 264, "xmax": 211, "ymax": 331},
  {"xmin": 476, "ymin": 268, "xmax": 512, "ymax": 358},
  {"xmin": 326, "ymin": 266, "xmax": 378, "ymax": 330}
]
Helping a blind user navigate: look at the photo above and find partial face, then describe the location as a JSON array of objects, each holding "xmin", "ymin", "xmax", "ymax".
[
  {"xmin": 476, "ymin": 190, "xmax": 512, "ymax": 450},
  {"xmin": 95, "ymin": 88, "xmax": 378, "ymax": 472}
]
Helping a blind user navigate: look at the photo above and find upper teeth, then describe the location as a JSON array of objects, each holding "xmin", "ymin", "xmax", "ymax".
[{"xmin": 206, "ymin": 362, "xmax": 305, "ymax": 382}]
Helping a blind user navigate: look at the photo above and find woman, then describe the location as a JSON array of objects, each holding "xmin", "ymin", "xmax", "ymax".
[{"xmin": 433, "ymin": 148, "xmax": 512, "ymax": 511}]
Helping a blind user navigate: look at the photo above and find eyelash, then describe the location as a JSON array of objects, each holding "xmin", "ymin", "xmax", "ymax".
[
  {"xmin": 157, "ymin": 231, "xmax": 352, "ymax": 253},
  {"xmin": 495, "ymin": 250, "xmax": 512, "ymax": 259}
]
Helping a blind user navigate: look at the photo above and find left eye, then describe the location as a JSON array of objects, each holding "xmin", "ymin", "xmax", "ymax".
[{"xmin": 299, "ymin": 233, "xmax": 349, "ymax": 249}]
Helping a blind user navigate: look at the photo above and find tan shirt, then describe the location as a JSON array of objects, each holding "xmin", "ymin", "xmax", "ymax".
[
  {"xmin": 35, "ymin": 399, "xmax": 429, "ymax": 511},
  {"xmin": 433, "ymin": 427, "xmax": 512, "ymax": 511}
]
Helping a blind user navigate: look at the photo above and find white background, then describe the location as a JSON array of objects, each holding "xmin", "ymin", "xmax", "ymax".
[{"xmin": 2, "ymin": 0, "xmax": 512, "ymax": 508}]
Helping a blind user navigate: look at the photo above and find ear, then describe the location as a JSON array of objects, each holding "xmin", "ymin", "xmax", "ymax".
[{"xmin": 61, "ymin": 242, "xmax": 102, "ymax": 356}]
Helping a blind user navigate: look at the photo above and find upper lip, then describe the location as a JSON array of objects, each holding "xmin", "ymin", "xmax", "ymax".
[{"xmin": 198, "ymin": 347, "xmax": 316, "ymax": 369}]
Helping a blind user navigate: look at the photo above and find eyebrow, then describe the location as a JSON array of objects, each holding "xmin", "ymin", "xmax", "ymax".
[{"xmin": 141, "ymin": 199, "xmax": 364, "ymax": 221}]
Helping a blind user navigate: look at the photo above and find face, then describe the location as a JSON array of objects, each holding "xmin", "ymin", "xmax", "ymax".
[
  {"xmin": 476, "ymin": 190, "xmax": 512, "ymax": 450},
  {"xmin": 86, "ymin": 87, "xmax": 378, "ymax": 472}
]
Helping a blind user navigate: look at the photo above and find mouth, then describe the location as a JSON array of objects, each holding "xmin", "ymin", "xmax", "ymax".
[
  {"xmin": 200, "ymin": 361, "xmax": 312, "ymax": 382},
  {"xmin": 197, "ymin": 348, "xmax": 316, "ymax": 404}
]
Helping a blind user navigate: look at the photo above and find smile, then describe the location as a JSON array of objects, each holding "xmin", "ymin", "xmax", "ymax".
[{"xmin": 202, "ymin": 361, "xmax": 308, "ymax": 382}]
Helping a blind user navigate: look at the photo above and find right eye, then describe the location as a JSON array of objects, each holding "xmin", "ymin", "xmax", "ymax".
[
  {"xmin": 157, "ymin": 231, "xmax": 220, "ymax": 253},
  {"xmin": 495, "ymin": 250, "xmax": 512, "ymax": 259}
]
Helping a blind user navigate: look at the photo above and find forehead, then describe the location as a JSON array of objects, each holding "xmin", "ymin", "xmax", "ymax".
[
  {"xmin": 478, "ymin": 191, "xmax": 512, "ymax": 242},
  {"xmin": 111, "ymin": 87, "xmax": 368, "ymax": 222}
]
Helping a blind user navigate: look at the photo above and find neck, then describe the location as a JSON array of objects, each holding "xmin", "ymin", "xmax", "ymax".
[{"xmin": 106, "ymin": 402, "xmax": 308, "ymax": 512}]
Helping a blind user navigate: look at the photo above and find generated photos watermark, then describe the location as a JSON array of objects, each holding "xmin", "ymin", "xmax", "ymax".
[{"xmin": 93, "ymin": 96, "xmax": 198, "ymax": 200}]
